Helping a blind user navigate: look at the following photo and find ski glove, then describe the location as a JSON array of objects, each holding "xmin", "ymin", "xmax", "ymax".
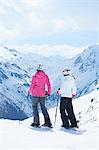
[
  {"xmin": 57, "ymin": 88, "xmax": 61, "ymax": 95},
  {"xmin": 72, "ymin": 94, "xmax": 76, "ymax": 98},
  {"xmin": 45, "ymin": 91, "xmax": 50, "ymax": 96}
]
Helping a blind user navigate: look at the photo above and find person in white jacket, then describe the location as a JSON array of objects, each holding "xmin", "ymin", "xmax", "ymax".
[{"xmin": 59, "ymin": 69, "xmax": 78, "ymax": 128}]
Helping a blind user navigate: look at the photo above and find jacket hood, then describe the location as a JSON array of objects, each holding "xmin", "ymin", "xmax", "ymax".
[{"xmin": 34, "ymin": 70, "xmax": 46, "ymax": 77}]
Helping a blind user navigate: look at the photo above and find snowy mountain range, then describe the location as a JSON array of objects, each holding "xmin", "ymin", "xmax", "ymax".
[{"xmin": 0, "ymin": 44, "xmax": 99, "ymax": 120}]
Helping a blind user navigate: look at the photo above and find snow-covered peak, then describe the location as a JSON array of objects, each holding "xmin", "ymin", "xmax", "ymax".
[{"xmin": 0, "ymin": 45, "xmax": 19, "ymax": 61}]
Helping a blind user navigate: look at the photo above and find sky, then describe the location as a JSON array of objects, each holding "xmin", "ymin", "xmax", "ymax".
[{"xmin": 0, "ymin": 0, "xmax": 99, "ymax": 54}]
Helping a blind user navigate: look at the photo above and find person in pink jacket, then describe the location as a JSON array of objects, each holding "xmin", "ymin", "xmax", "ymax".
[{"xmin": 28, "ymin": 64, "xmax": 52, "ymax": 128}]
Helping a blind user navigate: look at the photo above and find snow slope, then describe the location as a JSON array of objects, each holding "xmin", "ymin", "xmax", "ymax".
[{"xmin": 0, "ymin": 89, "xmax": 99, "ymax": 150}]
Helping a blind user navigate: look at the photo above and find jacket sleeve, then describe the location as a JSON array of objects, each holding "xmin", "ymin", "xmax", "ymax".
[
  {"xmin": 46, "ymin": 75, "xmax": 51, "ymax": 95},
  {"xmin": 71, "ymin": 78, "xmax": 77, "ymax": 96},
  {"xmin": 29, "ymin": 76, "xmax": 35, "ymax": 93}
]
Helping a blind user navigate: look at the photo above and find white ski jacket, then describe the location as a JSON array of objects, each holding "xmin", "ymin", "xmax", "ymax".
[{"xmin": 60, "ymin": 75, "xmax": 76, "ymax": 98}]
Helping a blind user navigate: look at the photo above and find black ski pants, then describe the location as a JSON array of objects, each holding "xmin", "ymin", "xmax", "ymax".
[{"xmin": 60, "ymin": 97, "xmax": 77, "ymax": 127}]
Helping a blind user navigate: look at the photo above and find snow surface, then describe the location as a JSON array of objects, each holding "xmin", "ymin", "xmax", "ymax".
[{"xmin": 0, "ymin": 89, "xmax": 99, "ymax": 150}]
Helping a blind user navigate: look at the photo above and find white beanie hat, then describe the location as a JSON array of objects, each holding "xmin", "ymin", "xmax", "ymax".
[
  {"xmin": 37, "ymin": 63, "xmax": 43, "ymax": 71},
  {"xmin": 62, "ymin": 68, "xmax": 71, "ymax": 76}
]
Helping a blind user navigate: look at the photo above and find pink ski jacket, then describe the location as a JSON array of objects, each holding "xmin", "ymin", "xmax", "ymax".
[{"xmin": 29, "ymin": 70, "xmax": 51, "ymax": 97}]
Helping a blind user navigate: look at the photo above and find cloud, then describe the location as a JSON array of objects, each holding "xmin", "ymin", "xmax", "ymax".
[
  {"xmin": 10, "ymin": 43, "xmax": 85, "ymax": 58},
  {"xmin": 0, "ymin": 5, "xmax": 7, "ymax": 15},
  {"xmin": 0, "ymin": 0, "xmax": 98, "ymax": 43},
  {"xmin": 0, "ymin": 26, "xmax": 20, "ymax": 40}
]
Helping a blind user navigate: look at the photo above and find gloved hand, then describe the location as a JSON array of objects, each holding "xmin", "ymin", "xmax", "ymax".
[
  {"xmin": 45, "ymin": 91, "xmax": 50, "ymax": 96},
  {"xmin": 72, "ymin": 94, "xmax": 76, "ymax": 98},
  {"xmin": 57, "ymin": 88, "xmax": 61, "ymax": 95},
  {"xmin": 45, "ymin": 91, "xmax": 50, "ymax": 100}
]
